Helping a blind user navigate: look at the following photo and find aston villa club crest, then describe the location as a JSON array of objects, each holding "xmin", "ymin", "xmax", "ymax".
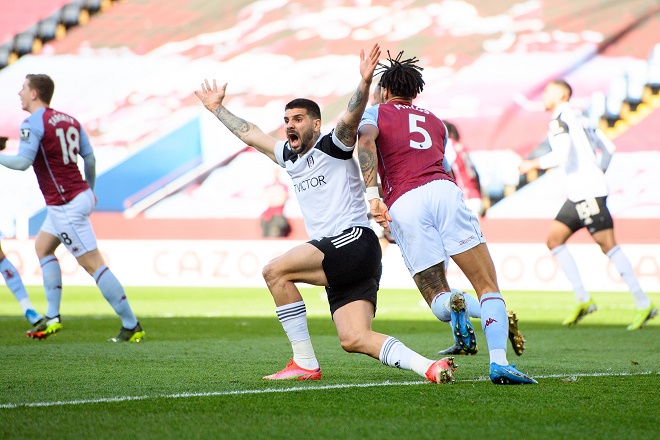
[{"xmin": 307, "ymin": 155, "xmax": 314, "ymax": 168}]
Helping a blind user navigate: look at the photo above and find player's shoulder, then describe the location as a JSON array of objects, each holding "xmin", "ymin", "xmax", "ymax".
[
  {"xmin": 548, "ymin": 115, "xmax": 569, "ymax": 136},
  {"xmin": 45, "ymin": 108, "xmax": 80, "ymax": 124}
]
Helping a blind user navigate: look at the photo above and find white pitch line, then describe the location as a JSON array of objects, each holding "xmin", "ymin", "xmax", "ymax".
[{"xmin": 1, "ymin": 371, "xmax": 656, "ymax": 410}]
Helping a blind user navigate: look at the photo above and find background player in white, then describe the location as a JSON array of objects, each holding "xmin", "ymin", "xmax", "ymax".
[
  {"xmin": 0, "ymin": 74, "xmax": 144, "ymax": 342},
  {"xmin": 519, "ymin": 79, "xmax": 657, "ymax": 330},
  {"xmin": 358, "ymin": 52, "xmax": 535, "ymax": 384},
  {"xmin": 195, "ymin": 44, "xmax": 457, "ymax": 383},
  {"xmin": 0, "ymin": 240, "xmax": 45, "ymax": 327}
]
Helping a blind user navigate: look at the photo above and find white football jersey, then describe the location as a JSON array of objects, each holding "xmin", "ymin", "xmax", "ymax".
[
  {"xmin": 274, "ymin": 131, "xmax": 370, "ymax": 240},
  {"xmin": 540, "ymin": 102, "xmax": 610, "ymax": 201}
]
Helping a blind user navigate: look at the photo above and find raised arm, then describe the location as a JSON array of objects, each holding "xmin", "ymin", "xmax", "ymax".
[
  {"xmin": 195, "ymin": 80, "xmax": 279, "ymax": 163},
  {"xmin": 335, "ymin": 44, "xmax": 381, "ymax": 147}
]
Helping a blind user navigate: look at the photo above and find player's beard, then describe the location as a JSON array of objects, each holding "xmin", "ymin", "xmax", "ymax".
[{"xmin": 289, "ymin": 127, "xmax": 315, "ymax": 155}]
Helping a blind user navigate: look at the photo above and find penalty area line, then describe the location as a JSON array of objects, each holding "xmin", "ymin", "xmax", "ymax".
[{"xmin": 1, "ymin": 370, "xmax": 656, "ymax": 409}]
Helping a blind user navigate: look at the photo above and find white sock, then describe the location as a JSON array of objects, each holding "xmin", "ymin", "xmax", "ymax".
[
  {"xmin": 607, "ymin": 246, "xmax": 650, "ymax": 309},
  {"xmin": 379, "ymin": 336, "xmax": 433, "ymax": 378},
  {"xmin": 276, "ymin": 301, "xmax": 319, "ymax": 370},
  {"xmin": 94, "ymin": 266, "xmax": 138, "ymax": 329},
  {"xmin": 552, "ymin": 245, "xmax": 590, "ymax": 303},
  {"xmin": 490, "ymin": 349, "xmax": 508, "ymax": 366},
  {"xmin": 430, "ymin": 291, "xmax": 452, "ymax": 322},
  {"xmin": 480, "ymin": 292, "xmax": 509, "ymax": 366},
  {"xmin": 462, "ymin": 291, "xmax": 481, "ymax": 318}
]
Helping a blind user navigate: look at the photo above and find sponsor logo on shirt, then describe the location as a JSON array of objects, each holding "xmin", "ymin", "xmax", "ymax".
[
  {"xmin": 293, "ymin": 175, "xmax": 326, "ymax": 193},
  {"xmin": 20, "ymin": 129, "xmax": 30, "ymax": 140}
]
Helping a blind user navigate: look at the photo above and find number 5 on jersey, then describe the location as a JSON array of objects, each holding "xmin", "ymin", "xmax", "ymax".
[{"xmin": 409, "ymin": 114, "xmax": 432, "ymax": 149}]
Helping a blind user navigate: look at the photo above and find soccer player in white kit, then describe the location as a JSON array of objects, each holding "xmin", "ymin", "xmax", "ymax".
[
  {"xmin": 0, "ymin": 74, "xmax": 144, "ymax": 342},
  {"xmin": 519, "ymin": 79, "xmax": 657, "ymax": 330},
  {"xmin": 194, "ymin": 44, "xmax": 458, "ymax": 384},
  {"xmin": 359, "ymin": 51, "xmax": 536, "ymax": 384}
]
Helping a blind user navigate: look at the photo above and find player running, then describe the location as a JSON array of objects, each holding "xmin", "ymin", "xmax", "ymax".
[
  {"xmin": 519, "ymin": 79, "xmax": 657, "ymax": 330},
  {"xmin": 358, "ymin": 51, "xmax": 536, "ymax": 384},
  {"xmin": 0, "ymin": 74, "xmax": 144, "ymax": 342}
]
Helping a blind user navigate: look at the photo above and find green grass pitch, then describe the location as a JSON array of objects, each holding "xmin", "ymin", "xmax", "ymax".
[{"xmin": 1, "ymin": 286, "xmax": 658, "ymax": 439}]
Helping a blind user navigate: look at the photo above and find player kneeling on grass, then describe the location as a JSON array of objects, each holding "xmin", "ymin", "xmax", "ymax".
[
  {"xmin": 195, "ymin": 44, "xmax": 456, "ymax": 383},
  {"xmin": 0, "ymin": 74, "xmax": 144, "ymax": 342}
]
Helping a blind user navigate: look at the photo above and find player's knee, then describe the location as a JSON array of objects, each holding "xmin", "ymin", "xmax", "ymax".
[
  {"xmin": 262, "ymin": 261, "xmax": 283, "ymax": 287},
  {"xmin": 546, "ymin": 238, "xmax": 559, "ymax": 250}
]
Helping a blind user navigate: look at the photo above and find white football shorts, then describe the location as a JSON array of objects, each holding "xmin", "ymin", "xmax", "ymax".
[
  {"xmin": 388, "ymin": 179, "xmax": 485, "ymax": 276},
  {"xmin": 41, "ymin": 188, "xmax": 98, "ymax": 258}
]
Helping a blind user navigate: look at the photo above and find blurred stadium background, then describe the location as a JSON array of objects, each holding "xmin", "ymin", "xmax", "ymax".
[{"xmin": 0, "ymin": 0, "xmax": 658, "ymax": 292}]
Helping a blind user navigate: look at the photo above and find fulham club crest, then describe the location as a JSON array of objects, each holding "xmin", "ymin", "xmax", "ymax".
[{"xmin": 307, "ymin": 155, "xmax": 314, "ymax": 168}]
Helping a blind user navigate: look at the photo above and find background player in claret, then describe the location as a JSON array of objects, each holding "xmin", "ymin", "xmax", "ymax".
[
  {"xmin": 195, "ymin": 44, "xmax": 457, "ymax": 384},
  {"xmin": 358, "ymin": 51, "xmax": 535, "ymax": 384},
  {"xmin": 0, "ymin": 240, "xmax": 45, "ymax": 327},
  {"xmin": 519, "ymin": 79, "xmax": 657, "ymax": 330},
  {"xmin": 0, "ymin": 74, "xmax": 145, "ymax": 342}
]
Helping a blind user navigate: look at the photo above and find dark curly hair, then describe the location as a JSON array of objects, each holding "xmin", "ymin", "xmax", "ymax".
[{"xmin": 376, "ymin": 51, "xmax": 424, "ymax": 100}]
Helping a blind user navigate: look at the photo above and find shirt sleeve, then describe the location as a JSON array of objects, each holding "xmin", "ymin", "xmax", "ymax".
[
  {"xmin": 78, "ymin": 125, "xmax": 93, "ymax": 157},
  {"xmin": 444, "ymin": 138, "xmax": 457, "ymax": 167},
  {"xmin": 358, "ymin": 105, "xmax": 379, "ymax": 130},
  {"xmin": 17, "ymin": 116, "xmax": 43, "ymax": 162},
  {"xmin": 274, "ymin": 140, "xmax": 287, "ymax": 168},
  {"xmin": 538, "ymin": 118, "xmax": 571, "ymax": 170}
]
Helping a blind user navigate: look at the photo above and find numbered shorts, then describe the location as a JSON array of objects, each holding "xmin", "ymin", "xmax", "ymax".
[
  {"xmin": 309, "ymin": 226, "xmax": 382, "ymax": 316},
  {"xmin": 389, "ymin": 179, "xmax": 485, "ymax": 276},
  {"xmin": 41, "ymin": 188, "xmax": 98, "ymax": 258},
  {"xmin": 556, "ymin": 196, "xmax": 613, "ymax": 235}
]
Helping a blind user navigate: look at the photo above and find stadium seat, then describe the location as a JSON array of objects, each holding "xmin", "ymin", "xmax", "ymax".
[
  {"xmin": 38, "ymin": 11, "xmax": 65, "ymax": 42},
  {"xmin": 648, "ymin": 44, "xmax": 660, "ymax": 83},
  {"xmin": 604, "ymin": 76, "xmax": 627, "ymax": 124},
  {"xmin": 585, "ymin": 91, "xmax": 606, "ymax": 128},
  {"xmin": 61, "ymin": 3, "xmax": 84, "ymax": 28},
  {"xmin": 13, "ymin": 25, "xmax": 40, "ymax": 56},
  {"xmin": 84, "ymin": 0, "xmax": 105, "ymax": 14},
  {"xmin": 0, "ymin": 42, "xmax": 16, "ymax": 69},
  {"xmin": 622, "ymin": 60, "xmax": 647, "ymax": 115}
]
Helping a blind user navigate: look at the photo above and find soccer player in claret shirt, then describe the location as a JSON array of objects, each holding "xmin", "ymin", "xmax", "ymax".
[
  {"xmin": 195, "ymin": 44, "xmax": 457, "ymax": 384},
  {"xmin": 519, "ymin": 79, "xmax": 657, "ymax": 330},
  {"xmin": 358, "ymin": 52, "xmax": 536, "ymax": 384},
  {"xmin": 0, "ymin": 240, "xmax": 45, "ymax": 326},
  {"xmin": 365, "ymin": 82, "xmax": 526, "ymax": 359},
  {"xmin": 0, "ymin": 74, "xmax": 144, "ymax": 342}
]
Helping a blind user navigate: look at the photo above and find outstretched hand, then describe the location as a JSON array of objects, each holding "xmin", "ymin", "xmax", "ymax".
[
  {"xmin": 369, "ymin": 198, "xmax": 392, "ymax": 233},
  {"xmin": 195, "ymin": 79, "xmax": 227, "ymax": 113},
  {"xmin": 360, "ymin": 43, "xmax": 381, "ymax": 84}
]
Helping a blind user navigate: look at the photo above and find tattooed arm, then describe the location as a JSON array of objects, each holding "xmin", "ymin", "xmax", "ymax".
[
  {"xmin": 195, "ymin": 79, "xmax": 278, "ymax": 163},
  {"xmin": 358, "ymin": 123, "xmax": 392, "ymax": 232},
  {"xmin": 334, "ymin": 44, "xmax": 381, "ymax": 148}
]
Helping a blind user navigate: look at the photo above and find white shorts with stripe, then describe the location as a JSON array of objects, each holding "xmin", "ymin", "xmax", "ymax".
[
  {"xmin": 41, "ymin": 188, "xmax": 98, "ymax": 258},
  {"xmin": 389, "ymin": 179, "xmax": 485, "ymax": 276}
]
